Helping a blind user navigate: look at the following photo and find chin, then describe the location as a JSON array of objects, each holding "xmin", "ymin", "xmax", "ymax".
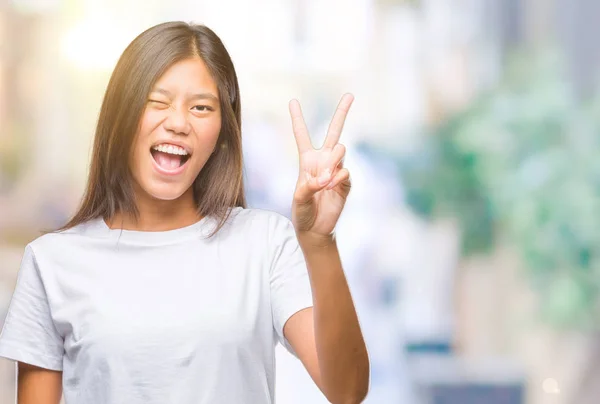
[{"xmin": 144, "ymin": 181, "xmax": 193, "ymax": 202}]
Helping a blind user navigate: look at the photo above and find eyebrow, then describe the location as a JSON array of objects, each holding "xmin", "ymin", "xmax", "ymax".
[{"xmin": 151, "ymin": 88, "xmax": 219, "ymax": 102}]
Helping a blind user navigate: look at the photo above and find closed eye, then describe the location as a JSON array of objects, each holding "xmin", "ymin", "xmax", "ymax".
[{"xmin": 148, "ymin": 99, "xmax": 168, "ymax": 106}]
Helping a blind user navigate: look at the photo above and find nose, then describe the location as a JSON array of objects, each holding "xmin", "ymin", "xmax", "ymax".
[{"xmin": 163, "ymin": 106, "xmax": 191, "ymax": 135}]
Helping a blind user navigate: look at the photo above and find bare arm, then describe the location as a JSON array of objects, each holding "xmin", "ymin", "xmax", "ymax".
[
  {"xmin": 285, "ymin": 236, "xmax": 370, "ymax": 404},
  {"xmin": 286, "ymin": 93, "xmax": 369, "ymax": 402},
  {"xmin": 17, "ymin": 362, "xmax": 62, "ymax": 404}
]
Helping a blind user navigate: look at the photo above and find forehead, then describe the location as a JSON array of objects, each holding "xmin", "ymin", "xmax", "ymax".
[{"xmin": 153, "ymin": 57, "xmax": 218, "ymax": 94}]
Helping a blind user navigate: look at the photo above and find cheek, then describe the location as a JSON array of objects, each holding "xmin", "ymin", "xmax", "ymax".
[
  {"xmin": 193, "ymin": 118, "xmax": 222, "ymax": 153},
  {"xmin": 137, "ymin": 110, "xmax": 160, "ymax": 142},
  {"xmin": 207, "ymin": 120, "xmax": 222, "ymax": 145},
  {"xmin": 134, "ymin": 111, "xmax": 163, "ymax": 155}
]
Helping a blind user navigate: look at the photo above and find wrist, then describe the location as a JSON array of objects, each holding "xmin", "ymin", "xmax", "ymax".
[{"xmin": 296, "ymin": 231, "xmax": 337, "ymax": 250}]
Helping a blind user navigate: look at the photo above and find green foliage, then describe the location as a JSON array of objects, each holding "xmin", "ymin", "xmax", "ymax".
[{"xmin": 399, "ymin": 50, "xmax": 600, "ymax": 330}]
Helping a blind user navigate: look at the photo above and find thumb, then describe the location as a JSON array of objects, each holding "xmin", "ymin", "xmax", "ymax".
[{"xmin": 294, "ymin": 169, "xmax": 331, "ymax": 204}]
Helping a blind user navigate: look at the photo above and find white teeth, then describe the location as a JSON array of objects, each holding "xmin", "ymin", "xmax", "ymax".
[{"xmin": 152, "ymin": 144, "xmax": 188, "ymax": 156}]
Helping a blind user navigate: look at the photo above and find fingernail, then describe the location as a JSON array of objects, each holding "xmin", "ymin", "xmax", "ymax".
[{"xmin": 318, "ymin": 169, "xmax": 331, "ymax": 185}]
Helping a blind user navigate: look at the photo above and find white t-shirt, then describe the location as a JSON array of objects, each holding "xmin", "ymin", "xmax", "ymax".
[{"xmin": 0, "ymin": 207, "xmax": 314, "ymax": 404}]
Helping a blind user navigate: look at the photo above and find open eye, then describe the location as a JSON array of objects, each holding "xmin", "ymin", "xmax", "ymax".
[{"xmin": 192, "ymin": 105, "xmax": 214, "ymax": 112}]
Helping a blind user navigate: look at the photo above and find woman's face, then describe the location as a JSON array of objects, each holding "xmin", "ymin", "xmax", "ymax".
[{"xmin": 130, "ymin": 57, "xmax": 222, "ymax": 202}]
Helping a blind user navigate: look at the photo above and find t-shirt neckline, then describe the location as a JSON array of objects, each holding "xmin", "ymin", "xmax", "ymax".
[{"xmin": 86, "ymin": 215, "xmax": 214, "ymax": 245}]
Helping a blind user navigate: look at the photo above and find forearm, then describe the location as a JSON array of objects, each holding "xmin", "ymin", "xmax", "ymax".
[{"xmin": 298, "ymin": 234, "xmax": 370, "ymax": 403}]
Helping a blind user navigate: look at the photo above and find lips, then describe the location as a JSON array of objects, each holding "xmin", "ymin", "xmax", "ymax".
[{"xmin": 150, "ymin": 148, "xmax": 191, "ymax": 176}]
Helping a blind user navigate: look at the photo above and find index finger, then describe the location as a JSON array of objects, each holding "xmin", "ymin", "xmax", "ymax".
[
  {"xmin": 323, "ymin": 93, "xmax": 354, "ymax": 149},
  {"xmin": 289, "ymin": 99, "xmax": 313, "ymax": 152}
]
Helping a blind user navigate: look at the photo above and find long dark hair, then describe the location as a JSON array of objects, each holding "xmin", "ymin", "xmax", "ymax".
[{"xmin": 55, "ymin": 21, "xmax": 246, "ymax": 236}]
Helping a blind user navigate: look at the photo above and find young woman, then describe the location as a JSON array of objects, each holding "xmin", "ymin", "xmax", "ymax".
[{"xmin": 0, "ymin": 21, "xmax": 369, "ymax": 404}]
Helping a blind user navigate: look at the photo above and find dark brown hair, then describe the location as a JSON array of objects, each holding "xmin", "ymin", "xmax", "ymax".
[{"xmin": 56, "ymin": 21, "xmax": 246, "ymax": 236}]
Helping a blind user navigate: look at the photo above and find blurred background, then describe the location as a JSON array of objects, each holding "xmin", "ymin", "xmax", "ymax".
[{"xmin": 1, "ymin": 0, "xmax": 600, "ymax": 403}]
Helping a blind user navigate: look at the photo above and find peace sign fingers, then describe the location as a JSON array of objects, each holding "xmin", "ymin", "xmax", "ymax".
[
  {"xmin": 323, "ymin": 93, "xmax": 354, "ymax": 149},
  {"xmin": 289, "ymin": 99, "xmax": 313, "ymax": 153}
]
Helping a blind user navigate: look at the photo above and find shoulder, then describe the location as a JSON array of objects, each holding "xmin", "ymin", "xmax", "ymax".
[
  {"xmin": 228, "ymin": 207, "xmax": 294, "ymax": 231},
  {"xmin": 224, "ymin": 207, "xmax": 295, "ymax": 242},
  {"xmin": 26, "ymin": 219, "xmax": 98, "ymax": 258},
  {"xmin": 229, "ymin": 207, "xmax": 291, "ymax": 227}
]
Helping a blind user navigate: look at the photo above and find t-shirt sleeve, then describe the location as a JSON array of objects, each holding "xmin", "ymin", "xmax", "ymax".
[
  {"xmin": 268, "ymin": 213, "xmax": 314, "ymax": 357},
  {"xmin": 0, "ymin": 244, "xmax": 64, "ymax": 371}
]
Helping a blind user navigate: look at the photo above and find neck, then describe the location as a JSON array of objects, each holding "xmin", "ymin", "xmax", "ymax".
[{"xmin": 106, "ymin": 187, "xmax": 202, "ymax": 232}]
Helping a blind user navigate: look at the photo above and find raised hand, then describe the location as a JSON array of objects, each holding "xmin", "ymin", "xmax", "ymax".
[{"xmin": 289, "ymin": 93, "xmax": 354, "ymax": 240}]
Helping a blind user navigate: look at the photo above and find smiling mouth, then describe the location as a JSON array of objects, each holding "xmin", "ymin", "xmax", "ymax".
[{"xmin": 150, "ymin": 148, "xmax": 191, "ymax": 170}]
